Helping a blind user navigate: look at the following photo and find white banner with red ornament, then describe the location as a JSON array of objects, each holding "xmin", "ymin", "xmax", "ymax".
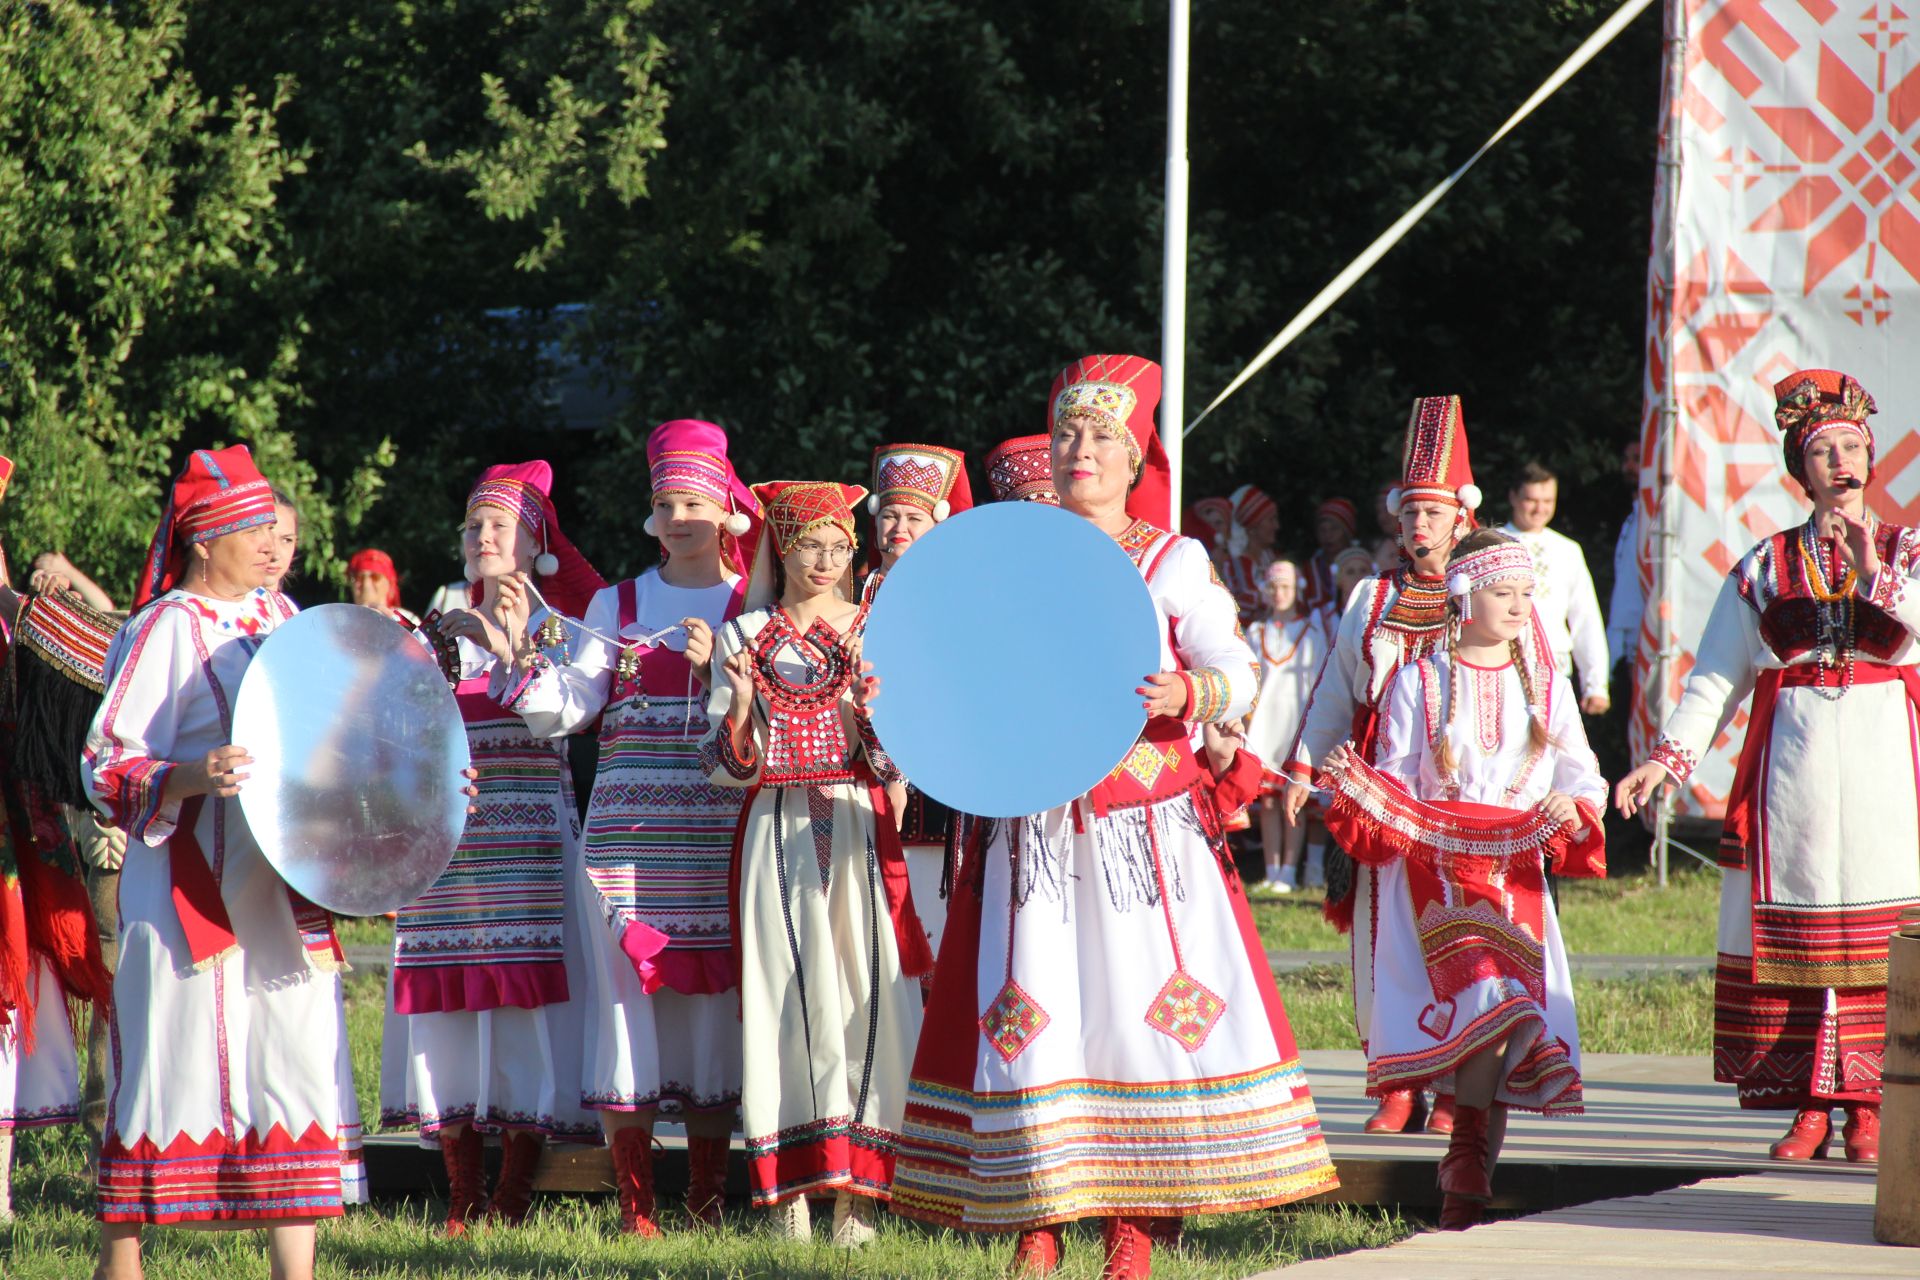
[{"xmin": 1635, "ymin": 0, "xmax": 1920, "ymax": 820}]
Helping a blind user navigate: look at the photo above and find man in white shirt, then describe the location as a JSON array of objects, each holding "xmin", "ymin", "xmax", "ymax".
[{"xmin": 1499, "ymin": 461, "xmax": 1610, "ymax": 715}]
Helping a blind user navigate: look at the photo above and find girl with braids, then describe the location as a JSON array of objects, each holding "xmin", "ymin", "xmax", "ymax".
[{"xmin": 1317, "ymin": 529, "xmax": 1607, "ymax": 1230}]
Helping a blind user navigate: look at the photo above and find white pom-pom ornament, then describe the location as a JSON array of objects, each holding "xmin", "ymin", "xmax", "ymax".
[
  {"xmin": 867, "ymin": 494, "xmax": 882, "ymax": 515},
  {"xmin": 1456, "ymin": 482, "xmax": 1483, "ymax": 511},
  {"xmin": 643, "ymin": 514, "xmax": 661, "ymax": 537},
  {"xmin": 724, "ymin": 510, "xmax": 752, "ymax": 536},
  {"xmin": 1386, "ymin": 486, "xmax": 1403, "ymax": 516},
  {"xmin": 534, "ymin": 552, "xmax": 559, "ymax": 576},
  {"xmin": 1446, "ymin": 572, "xmax": 1473, "ymax": 598},
  {"xmin": 932, "ymin": 499, "xmax": 951, "ymax": 521}
]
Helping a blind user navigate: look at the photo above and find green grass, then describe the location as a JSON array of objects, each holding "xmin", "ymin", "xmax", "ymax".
[
  {"xmin": 3, "ymin": 1122, "xmax": 1409, "ymax": 1279},
  {"xmin": 1250, "ymin": 864, "xmax": 1721, "ymax": 957},
  {"xmin": 1274, "ymin": 963, "xmax": 1715, "ymax": 1055}
]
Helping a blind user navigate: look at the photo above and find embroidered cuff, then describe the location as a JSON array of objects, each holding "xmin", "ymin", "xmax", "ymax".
[
  {"xmin": 1179, "ymin": 666, "xmax": 1231, "ymax": 723},
  {"xmin": 1863, "ymin": 566, "xmax": 1904, "ymax": 613},
  {"xmin": 493, "ymin": 653, "xmax": 550, "ymax": 711},
  {"xmin": 856, "ymin": 712, "xmax": 904, "ymax": 786},
  {"xmin": 714, "ymin": 724, "xmax": 758, "ymax": 780},
  {"xmin": 1648, "ymin": 738, "xmax": 1697, "ymax": 784},
  {"xmin": 107, "ymin": 759, "xmax": 178, "ymax": 844}
]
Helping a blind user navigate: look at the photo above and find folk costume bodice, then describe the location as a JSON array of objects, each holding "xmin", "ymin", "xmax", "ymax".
[
  {"xmin": 1651, "ymin": 518, "xmax": 1920, "ymax": 783},
  {"xmin": 705, "ymin": 603, "xmax": 902, "ymax": 790}
]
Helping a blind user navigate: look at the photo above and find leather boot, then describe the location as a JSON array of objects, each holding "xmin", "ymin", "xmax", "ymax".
[
  {"xmin": 769, "ymin": 1193, "xmax": 811, "ymax": 1240},
  {"xmin": 1427, "ymin": 1093, "xmax": 1457, "ymax": 1135},
  {"xmin": 486, "ymin": 1129, "xmax": 544, "ymax": 1226},
  {"xmin": 831, "ymin": 1189, "xmax": 878, "ymax": 1247},
  {"xmin": 1363, "ymin": 1089, "xmax": 1428, "ymax": 1134},
  {"xmin": 685, "ymin": 1133, "xmax": 730, "ymax": 1228},
  {"xmin": 609, "ymin": 1125, "xmax": 663, "ymax": 1237},
  {"xmin": 1436, "ymin": 1103, "xmax": 1492, "ymax": 1231},
  {"xmin": 1010, "ymin": 1225, "xmax": 1064, "ymax": 1276},
  {"xmin": 1768, "ymin": 1108, "xmax": 1831, "ymax": 1161},
  {"xmin": 1100, "ymin": 1216, "xmax": 1154, "ymax": 1280},
  {"xmin": 438, "ymin": 1126, "xmax": 488, "ymax": 1238},
  {"xmin": 1842, "ymin": 1103, "xmax": 1880, "ymax": 1163}
]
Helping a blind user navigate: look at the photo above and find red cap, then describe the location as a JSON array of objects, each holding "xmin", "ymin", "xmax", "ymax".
[
  {"xmin": 134, "ymin": 445, "xmax": 278, "ymax": 608},
  {"xmin": 347, "ymin": 548, "xmax": 402, "ymax": 609},
  {"xmin": 1049, "ymin": 353, "xmax": 1170, "ymax": 528}
]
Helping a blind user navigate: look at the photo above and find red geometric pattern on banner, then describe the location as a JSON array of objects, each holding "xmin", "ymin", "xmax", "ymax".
[{"xmin": 1638, "ymin": 2, "xmax": 1920, "ymax": 818}]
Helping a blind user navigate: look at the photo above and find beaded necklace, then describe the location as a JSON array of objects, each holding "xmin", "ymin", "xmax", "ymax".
[{"xmin": 1798, "ymin": 521, "xmax": 1858, "ymax": 701}]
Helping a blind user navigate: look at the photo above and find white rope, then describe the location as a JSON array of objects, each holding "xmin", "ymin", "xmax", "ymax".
[{"xmin": 1185, "ymin": 0, "xmax": 1658, "ymax": 435}]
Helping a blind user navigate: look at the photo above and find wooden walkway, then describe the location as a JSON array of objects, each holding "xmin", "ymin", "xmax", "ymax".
[{"xmin": 1259, "ymin": 1170, "xmax": 1900, "ymax": 1277}]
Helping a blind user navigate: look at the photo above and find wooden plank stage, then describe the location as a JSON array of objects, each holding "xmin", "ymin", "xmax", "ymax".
[
  {"xmin": 1256, "ymin": 1170, "xmax": 1899, "ymax": 1277},
  {"xmin": 364, "ymin": 1049, "xmax": 1850, "ymax": 1213}
]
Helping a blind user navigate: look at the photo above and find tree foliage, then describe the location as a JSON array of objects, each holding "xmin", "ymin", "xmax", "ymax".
[
  {"xmin": 0, "ymin": 0, "xmax": 333, "ymax": 597},
  {"xmin": 5, "ymin": 0, "xmax": 1659, "ymax": 603}
]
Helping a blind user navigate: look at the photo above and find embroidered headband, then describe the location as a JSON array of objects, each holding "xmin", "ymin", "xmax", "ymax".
[{"xmin": 1445, "ymin": 541, "xmax": 1535, "ymax": 622}]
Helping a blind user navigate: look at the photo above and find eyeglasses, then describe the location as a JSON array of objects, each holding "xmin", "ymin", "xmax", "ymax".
[{"xmin": 792, "ymin": 540, "xmax": 854, "ymax": 566}]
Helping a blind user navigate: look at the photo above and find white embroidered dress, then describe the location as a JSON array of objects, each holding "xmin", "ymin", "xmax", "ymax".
[
  {"xmin": 1245, "ymin": 613, "xmax": 1326, "ymax": 784},
  {"xmin": 0, "ymin": 960, "xmax": 79, "ymax": 1131},
  {"xmin": 501, "ymin": 570, "xmax": 746, "ymax": 1117},
  {"xmin": 1366, "ymin": 652, "xmax": 1605, "ymax": 1111},
  {"xmin": 379, "ymin": 630, "xmax": 596, "ymax": 1145},
  {"xmin": 84, "ymin": 588, "xmax": 350, "ymax": 1222},
  {"xmin": 892, "ymin": 526, "xmax": 1337, "ymax": 1231}
]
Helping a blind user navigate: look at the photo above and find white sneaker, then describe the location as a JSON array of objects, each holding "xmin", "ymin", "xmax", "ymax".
[
  {"xmin": 1276, "ymin": 865, "xmax": 1299, "ymax": 893},
  {"xmin": 770, "ymin": 1194, "xmax": 811, "ymax": 1240},
  {"xmin": 832, "ymin": 1190, "xmax": 877, "ymax": 1247}
]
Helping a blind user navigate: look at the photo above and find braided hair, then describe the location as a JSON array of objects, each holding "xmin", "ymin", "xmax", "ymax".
[{"xmin": 1432, "ymin": 529, "xmax": 1552, "ymax": 783}]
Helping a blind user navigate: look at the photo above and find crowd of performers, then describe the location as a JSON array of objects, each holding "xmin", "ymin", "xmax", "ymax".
[{"xmin": 0, "ymin": 354, "xmax": 1908, "ymax": 1278}]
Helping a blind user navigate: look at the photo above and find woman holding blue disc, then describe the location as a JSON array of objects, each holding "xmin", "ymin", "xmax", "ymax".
[
  {"xmin": 704, "ymin": 480, "xmax": 932, "ymax": 1245},
  {"xmin": 891, "ymin": 355, "xmax": 1338, "ymax": 1280}
]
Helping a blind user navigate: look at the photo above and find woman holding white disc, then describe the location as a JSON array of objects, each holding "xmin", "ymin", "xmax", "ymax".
[
  {"xmin": 497, "ymin": 421, "xmax": 760, "ymax": 1235},
  {"xmin": 381, "ymin": 460, "xmax": 604, "ymax": 1235},
  {"xmin": 84, "ymin": 445, "xmax": 344, "ymax": 1280},
  {"xmin": 891, "ymin": 354, "xmax": 1337, "ymax": 1280}
]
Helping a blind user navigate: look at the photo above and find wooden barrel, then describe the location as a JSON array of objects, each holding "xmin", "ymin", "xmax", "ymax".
[{"xmin": 1876, "ymin": 916, "xmax": 1920, "ymax": 1246}]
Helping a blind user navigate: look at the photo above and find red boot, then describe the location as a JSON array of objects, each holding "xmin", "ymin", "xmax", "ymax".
[
  {"xmin": 1436, "ymin": 1103, "xmax": 1492, "ymax": 1231},
  {"xmin": 685, "ymin": 1134, "xmax": 730, "ymax": 1228},
  {"xmin": 1010, "ymin": 1225, "xmax": 1064, "ymax": 1276},
  {"xmin": 1843, "ymin": 1103, "xmax": 1880, "ymax": 1163},
  {"xmin": 1768, "ymin": 1108, "xmax": 1831, "ymax": 1161},
  {"xmin": 438, "ymin": 1126, "xmax": 488, "ymax": 1238},
  {"xmin": 1427, "ymin": 1093, "xmax": 1456, "ymax": 1135},
  {"xmin": 1363, "ymin": 1089, "xmax": 1429, "ymax": 1134},
  {"xmin": 1100, "ymin": 1216, "xmax": 1154, "ymax": 1280},
  {"xmin": 486, "ymin": 1130, "xmax": 544, "ymax": 1226},
  {"xmin": 609, "ymin": 1125, "xmax": 663, "ymax": 1238}
]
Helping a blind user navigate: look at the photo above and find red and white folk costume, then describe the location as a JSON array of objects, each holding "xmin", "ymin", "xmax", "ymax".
[
  {"xmin": 1245, "ymin": 594, "xmax": 1326, "ymax": 792},
  {"xmin": 1319, "ymin": 540, "xmax": 1606, "ymax": 1112},
  {"xmin": 1219, "ymin": 484, "xmax": 1278, "ymax": 624},
  {"xmin": 381, "ymin": 463, "xmax": 604, "ymax": 1167},
  {"xmin": 1645, "ymin": 370, "xmax": 1918, "ymax": 1140},
  {"xmin": 703, "ymin": 480, "xmax": 932, "ymax": 1209},
  {"xmin": 498, "ymin": 423, "xmax": 760, "ymax": 1130},
  {"xmin": 892, "ymin": 355, "xmax": 1337, "ymax": 1244},
  {"xmin": 1303, "ymin": 497, "xmax": 1363, "ymax": 612},
  {"xmin": 84, "ymin": 446, "xmax": 352, "ymax": 1223}
]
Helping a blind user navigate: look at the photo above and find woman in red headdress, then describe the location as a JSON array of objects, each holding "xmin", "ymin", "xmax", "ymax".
[
  {"xmin": 1619, "ymin": 369, "xmax": 1920, "ymax": 1165},
  {"xmin": 83, "ymin": 446, "xmax": 349, "ymax": 1277},
  {"xmin": 703, "ymin": 479, "xmax": 930, "ymax": 1245},
  {"xmin": 346, "ymin": 548, "xmax": 420, "ymax": 628},
  {"xmin": 891, "ymin": 356, "xmax": 1337, "ymax": 1280},
  {"xmin": 494, "ymin": 421, "xmax": 759, "ymax": 1235},
  {"xmin": 380, "ymin": 461, "xmax": 605, "ymax": 1235}
]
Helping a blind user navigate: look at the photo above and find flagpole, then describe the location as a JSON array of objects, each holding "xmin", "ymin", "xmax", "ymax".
[{"xmin": 1161, "ymin": 0, "xmax": 1190, "ymax": 516}]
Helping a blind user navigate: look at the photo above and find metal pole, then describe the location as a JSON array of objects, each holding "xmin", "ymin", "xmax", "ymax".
[
  {"xmin": 1651, "ymin": 0, "xmax": 1688, "ymax": 887},
  {"xmin": 1161, "ymin": 0, "xmax": 1190, "ymax": 516}
]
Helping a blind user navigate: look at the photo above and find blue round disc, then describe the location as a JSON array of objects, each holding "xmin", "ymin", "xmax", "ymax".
[{"xmin": 863, "ymin": 501, "xmax": 1159, "ymax": 818}]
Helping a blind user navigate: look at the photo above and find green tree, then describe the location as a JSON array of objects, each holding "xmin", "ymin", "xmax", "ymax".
[{"xmin": 0, "ymin": 0, "xmax": 373, "ymax": 601}]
